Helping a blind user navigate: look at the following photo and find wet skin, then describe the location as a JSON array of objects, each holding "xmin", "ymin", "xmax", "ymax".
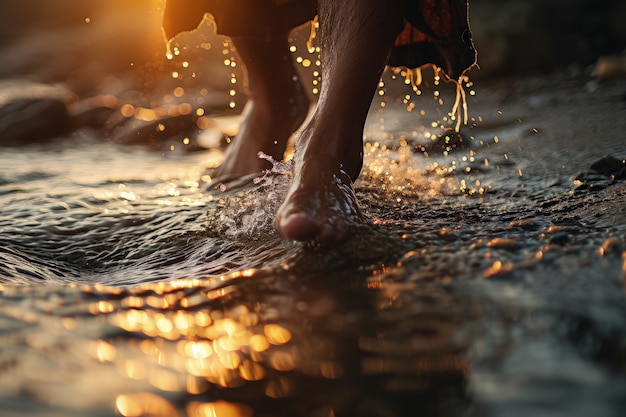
[
  {"xmin": 215, "ymin": 0, "xmax": 405, "ymax": 243},
  {"xmin": 212, "ymin": 36, "xmax": 310, "ymax": 182}
]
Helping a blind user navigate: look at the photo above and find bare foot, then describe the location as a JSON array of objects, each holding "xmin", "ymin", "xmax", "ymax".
[
  {"xmin": 275, "ymin": 156, "xmax": 364, "ymax": 244},
  {"xmin": 211, "ymin": 37, "xmax": 310, "ymax": 184},
  {"xmin": 212, "ymin": 92, "xmax": 308, "ymax": 182},
  {"xmin": 272, "ymin": 0, "xmax": 406, "ymax": 243}
]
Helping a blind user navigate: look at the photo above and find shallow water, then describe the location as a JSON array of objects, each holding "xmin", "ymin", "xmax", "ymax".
[{"xmin": 1, "ymin": 73, "xmax": 626, "ymax": 417}]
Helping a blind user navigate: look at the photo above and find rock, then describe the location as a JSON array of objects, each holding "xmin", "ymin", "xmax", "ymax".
[
  {"xmin": 508, "ymin": 219, "xmax": 542, "ymax": 230},
  {"xmin": 549, "ymin": 231, "xmax": 570, "ymax": 245},
  {"xmin": 71, "ymin": 106, "xmax": 117, "ymax": 131},
  {"xmin": 69, "ymin": 95, "xmax": 118, "ymax": 130},
  {"xmin": 110, "ymin": 113, "xmax": 212, "ymax": 152},
  {"xmin": 0, "ymin": 98, "xmax": 70, "ymax": 145},
  {"xmin": 592, "ymin": 55, "xmax": 626, "ymax": 79},
  {"xmin": 573, "ymin": 156, "xmax": 626, "ymax": 191},
  {"xmin": 590, "ymin": 156, "xmax": 626, "ymax": 176}
]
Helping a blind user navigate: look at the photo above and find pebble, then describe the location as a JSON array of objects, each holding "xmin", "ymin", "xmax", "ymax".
[
  {"xmin": 483, "ymin": 260, "xmax": 513, "ymax": 278},
  {"xmin": 545, "ymin": 225, "xmax": 580, "ymax": 234},
  {"xmin": 589, "ymin": 156, "xmax": 625, "ymax": 176},
  {"xmin": 571, "ymin": 156, "xmax": 626, "ymax": 192},
  {"xmin": 573, "ymin": 172, "xmax": 609, "ymax": 182},
  {"xmin": 549, "ymin": 231, "xmax": 570, "ymax": 245},
  {"xmin": 110, "ymin": 114, "xmax": 206, "ymax": 151},
  {"xmin": 69, "ymin": 94, "xmax": 118, "ymax": 130},
  {"xmin": 613, "ymin": 168, "xmax": 626, "ymax": 180},
  {"xmin": 592, "ymin": 55, "xmax": 626, "ymax": 79},
  {"xmin": 599, "ymin": 238, "xmax": 623, "ymax": 256},
  {"xmin": 508, "ymin": 219, "xmax": 542, "ymax": 230},
  {"xmin": 486, "ymin": 237, "xmax": 520, "ymax": 250}
]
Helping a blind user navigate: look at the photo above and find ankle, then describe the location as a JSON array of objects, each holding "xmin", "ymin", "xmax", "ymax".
[{"xmin": 295, "ymin": 120, "xmax": 364, "ymax": 180}]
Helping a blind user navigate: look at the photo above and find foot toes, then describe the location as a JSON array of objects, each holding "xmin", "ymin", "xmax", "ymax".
[
  {"xmin": 314, "ymin": 224, "xmax": 346, "ymax": 245},
  {"xmin": 276, "ymin": 212, "xmax": 319, "ymax": 242}
]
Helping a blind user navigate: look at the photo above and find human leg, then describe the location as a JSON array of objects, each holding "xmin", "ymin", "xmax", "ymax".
[
  {"xmin": 275, "ymin": 0, "xmax": 405, "ymax": 243},
  {"xmin": 212, "ymin": 36, "xmax": 310, "ymax": 182}
]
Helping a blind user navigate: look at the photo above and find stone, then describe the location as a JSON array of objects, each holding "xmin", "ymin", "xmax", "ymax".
[
  {"xmin": 69, "ymin": 95, "xmax": 118, "ymax": 130},
  {"xmin": 0, "ymin": 98, "xmax": 70, "ymax": 145},
  {"xmin": 110, "ymin": 113, "xmax": 211, "ymax": 152},
  {"xmin": 592, "ymin": 55, "xmax": 626, "ymax": 79},
  {"xmin": 590, "ymin": 156, "xmax": 626, "ymax": 176}
]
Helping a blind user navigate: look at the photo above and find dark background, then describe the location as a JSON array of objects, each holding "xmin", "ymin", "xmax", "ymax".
[{"xmin": 0, "ymin": 0, "xmax": 624, "ymax": 92}]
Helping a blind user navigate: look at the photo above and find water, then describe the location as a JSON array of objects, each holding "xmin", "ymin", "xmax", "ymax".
[{"xmin": 1, "ymin": 71, "xmax": 626, "ymax": 417}]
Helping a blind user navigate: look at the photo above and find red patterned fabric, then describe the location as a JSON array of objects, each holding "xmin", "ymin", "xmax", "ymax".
[{"xmin": 391, "ymin": 1, "xmax": 477, "ymax": 80}]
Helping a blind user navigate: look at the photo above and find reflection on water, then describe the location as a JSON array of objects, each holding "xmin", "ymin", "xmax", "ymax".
[
  {"xmin": 0, "ymin": 257, "xmax": 476, "ymax": 417},
  {"xmin": 1, "ymin": 70, "xmax": 626, "ymax": 415}
]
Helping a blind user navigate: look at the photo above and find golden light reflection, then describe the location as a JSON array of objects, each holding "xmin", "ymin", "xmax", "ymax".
[
  {"xmin": 179, "ymin": 340, "xmax": 212, "ymax": 358},
  {"xmin": 265, "ymin": 377, "xmax": 294, "ymax": 399},
  {"xmin": 186, "ymin": 375, "xmax": 210, "ymax": 395},
  {"xmin": 61, "ymin": 317, "xmax": 77, "ymax": 330},
  {"xmin": 186, "ymin": 401, "xmax": 253, "ymax": 417},
  {"xmin": 80, "ymin": 260, "xmax": 345, "ymax": 410},
  {"xmin": 116, "ymin": 393, "xmax": 179, "ymax": 417},
  {"xmin": 135, "ymin": 107, "xmax": 157, "ymax": 122},
  {"xmin": 89, "ymin": 300, "xmax": 115, "ymax": 314},
  {"xmin": 118, "ymin": 359, "xmax": 148, "ymax": 381},
  {"xmin": 239, "ymin": 359, "xmax": 266, "ymax": 381},
  {"xmin": 264, "ymin": 324, "xmax": 292, "ymax": 345},
  {"xmin": 93, "ymin": 340, "xmax": 116, "ymax": 362},
  {"xmin": 599, "ymin": 238, "xmax": 621, "ymax": 257},
  {"xmin": 250, "ymin": 334, "xmax": 270, "ymax": 352},
  {"xmin": 122, "ymin": 296, "xmax": 144, "ymax": 308},
  {"xmin": 483, "ymin": 260, "xmax": 513, "ymax": 278},
  {"xmin": 120, "ymin": 103, "xmax": 135, "ymax": 117},
  {"xmin": 101, "ymin": 271, "xmax": 302, "ymax": 396},
  {"xmin": 270, "ymin": 350, "xmax": 297, "ymax": 371},
  {"xmin": 149, "ymin": 368, "xmax": 184, "ymax": 392}
]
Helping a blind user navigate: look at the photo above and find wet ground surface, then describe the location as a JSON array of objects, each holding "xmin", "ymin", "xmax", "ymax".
[{"xmin": 1, "ymin": 71, "xmax": 626, "ymax": 417}]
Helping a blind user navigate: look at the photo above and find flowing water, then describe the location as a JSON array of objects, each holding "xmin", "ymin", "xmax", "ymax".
[{"xmin": 1, "ymin": 69, "xmax": 626, "ymax": 417}]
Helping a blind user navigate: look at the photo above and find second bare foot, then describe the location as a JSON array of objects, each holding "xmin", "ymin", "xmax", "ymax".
[{"xmin": 211, "ymin": 36, "xmax": 310, "ymax": 184}]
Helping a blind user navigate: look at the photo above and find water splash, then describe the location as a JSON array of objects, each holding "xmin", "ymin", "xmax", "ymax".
[
  {"xmin": 390, "ymin": 65, "xmax": 471, "ymax": 132},
  {"xmin": 206, "ymin": 153, "xmax": 292, "ymax": 241}
]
